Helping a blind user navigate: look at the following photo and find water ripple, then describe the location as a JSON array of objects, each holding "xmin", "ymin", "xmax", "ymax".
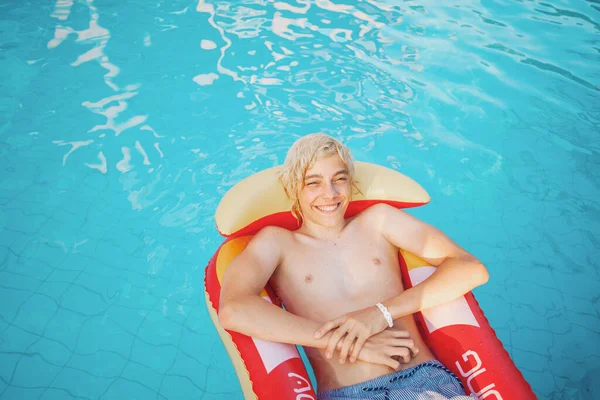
[{"xmin": 521, "ymin": 57, "xmax": 599, "ymax": 92}]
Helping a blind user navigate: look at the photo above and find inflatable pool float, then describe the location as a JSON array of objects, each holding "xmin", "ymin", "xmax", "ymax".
[{"xmin": 204, "ymin": 162, "xmax": 536, "ymax": 400}]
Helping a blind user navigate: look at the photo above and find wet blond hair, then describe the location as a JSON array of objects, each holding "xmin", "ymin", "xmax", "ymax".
[{"xmin": 278, "ymin": 133, "xmax": 358, "ymax": 223}]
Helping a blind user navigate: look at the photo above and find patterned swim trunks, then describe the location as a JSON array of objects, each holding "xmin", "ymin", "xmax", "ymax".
[{"xmin": 318, "ymin": 360, "xmax": 475, "ymax": 400}]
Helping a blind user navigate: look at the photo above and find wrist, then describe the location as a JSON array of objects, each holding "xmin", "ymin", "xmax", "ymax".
[
  {"xmin": 386, "ymin": 288, "xmax": 421, "ymax": 319},
  {"xmin": 375, "ymin": 303, "xmax": 394, "ymax": 328},
  {"xmin": 387, "ymin": 289, "xmax": 415, "ymax": 319}
]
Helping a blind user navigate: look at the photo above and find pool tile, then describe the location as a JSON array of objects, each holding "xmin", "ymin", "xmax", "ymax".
[
  {"xmin": 74, "ymin": 270, "xmax": 120, "ymax": 304},
  {"xmin": 552, "ymin": 269, "xmax": 599, "ymax": 300},
  {"xmin": 12, "ymin": 293, "xmax": 59, "ymax": 337},
  {"xmin": 44, "ymin": 308, "xmax": 88, "ymax": 351},
  {"xmin": 74, "ymin": 315, "xmax": 135, "ymax": 356},
  {"xmin": 11, "ymin": 353, "xmax": 62, "ymax": 387},
  {"xmin": 4, "ymin": 209, "xmax": 48, "ymax": 235},
  {"xmin": 0, "ymin": 288, "xmax": 34, "ymax": 325},
  {"xmin": 165, "ymin": 350, "xmax": 209, "ymax": 389},
  {"xmin": 0, "ymin": 244, "xmax": 8, "ymax": 266},
  {"xmin": 137, "ymin": 310, "xmax": 183, "ymax": 346},
  {"xmin": 511, "ymin": 326, "xmax": 554, "ymax": 357},
  {"xmin": 58, "ymin": 253, "xmax": 90, "ymax": 273},
  {"xmin": 130, "ymin": 338, "xmax": 177, "ymax": 374},
  {"xmin": 59, "ymin": 284, "xmax": 107, "ymax": 316},
  {"xmin": 0, "ymin": 270, "xmax": 41, "ymax": 292},
  {"xmin": 0, "ymin": 352, "xmax": 22, "ymax": 384},
  {"xmin": 28, "ymin": 337, "xmax": 71, "ymax": 367},
  {"xmin": 115, "ymin": 282, "xmax": 161, "ymax": 310},
  {"xmin": 104, "ymin": 304, "xmax": 146, "ymax": 335},
  {"xmin": 0, "ymin": 386, "xmax": 46, "ymax": 400},
  {"xmin": 21, "ymin": 239, "xmax": 69, "ymax": 268},
  {"xmin": 37, "ymin": 280, "xmax": 71, "ymax": 300},
  {"xmin": 101, "ymin": 377, "xmax": 161, "ymax": 400},
  {"xmin": 46, "ymin": 268, "xmax": 80, "ymax": 284},
  {"xmin": 120, "ymin": 360, "xmax": 164, "ymax": 393},
  {"xmin": 179, "ymin": 329, "xmax": 213, "ymax": 365},
  {"xmin": 3, "ymin": 252, "xmax": 53, "ymax": 281},
  {"xmin": 159, "ymin": 374, "xmax": 205, "ymax": 400},
  {"xmin": 48, "ymin": 207, "xmax": 85, "ymax": 231},
  {"xmin": 50, "ymin": 366, "xmax": 113, "ymax": 399},
  {"xmin": 38, "ymin": 387, "xmax": 90, "ymax": 400},
  {"xmin": 204, "ymin": 361, "xmax": 243, "ymax": 399},
  {"xmin": 512, "ymin": 303, "xmax": 549, "ymax": 330},
  {"xmin": 84, "ymin": 256, "xmax": 125, "ymax": 279},
  {"xmin": 68, "ymin": 350, "xmax": 128, "ymax": 379},
  {"xmin": 2, "ymin": 230, "xmax": 31, "ymax": 257}
]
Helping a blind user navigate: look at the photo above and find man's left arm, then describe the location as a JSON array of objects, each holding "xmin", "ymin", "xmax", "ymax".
[{"xmin": 379, "ymin": 204, "xmax": 489, "ymax": 318}]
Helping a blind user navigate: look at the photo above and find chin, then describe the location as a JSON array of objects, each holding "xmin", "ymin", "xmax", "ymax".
[{"xmin": 313, "ymin": 213, "xmax": 345, "ymax": 228}]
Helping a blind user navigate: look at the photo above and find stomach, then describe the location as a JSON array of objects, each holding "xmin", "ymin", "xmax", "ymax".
[{"xmin": 307, "ymin": 315, "xmax": 436, "ymax": 392}]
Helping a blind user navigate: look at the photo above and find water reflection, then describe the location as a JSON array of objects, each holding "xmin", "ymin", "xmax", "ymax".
[{"xmin": 48, "ymin": 0, "xmax": 164, "ymax": 184}]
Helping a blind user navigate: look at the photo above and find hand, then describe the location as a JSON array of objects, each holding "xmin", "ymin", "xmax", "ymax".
[
  {"xmin": 314, "ymin": 305, "xmax": 390, "ymax": 364},
  {"xmin": 351, "ymin": 329, "xmax": 419, "ymax": 370}
]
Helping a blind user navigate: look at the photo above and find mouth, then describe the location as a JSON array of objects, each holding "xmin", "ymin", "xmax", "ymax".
[{"xmin": 314, "ymin": 203, "xmax": 341, "ymax": 214}]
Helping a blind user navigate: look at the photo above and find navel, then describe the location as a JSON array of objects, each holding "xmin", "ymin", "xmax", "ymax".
[
  {"xmin": 372, "ymin": 258, "xmax": 381, "ymax": 265},
  {"xmin": 305, "ymin": 274, "xmax": 313, "ymax": 283}
]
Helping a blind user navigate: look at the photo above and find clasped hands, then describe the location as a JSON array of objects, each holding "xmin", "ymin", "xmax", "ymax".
[{"xmin": 314, "ymin": 305, "xmax": 418, "ymax": 370}]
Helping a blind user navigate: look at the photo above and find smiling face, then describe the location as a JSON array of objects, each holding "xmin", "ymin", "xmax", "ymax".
[{"xmin": 298, "ymin": 155, "xmax": 351, "ymax": 229}]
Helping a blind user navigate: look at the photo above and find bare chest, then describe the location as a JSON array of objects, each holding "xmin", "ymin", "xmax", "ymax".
[{"xmin": 271, "ymin": 235, "xmax": 403, "ymax": 320}]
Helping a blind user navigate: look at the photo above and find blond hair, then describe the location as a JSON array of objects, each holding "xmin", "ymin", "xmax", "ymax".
[{"xmin": 278, "ymin": 133, "xmax": 358, "ymax": 223}]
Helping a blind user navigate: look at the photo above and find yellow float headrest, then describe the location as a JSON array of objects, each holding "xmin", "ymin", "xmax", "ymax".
[{"xmin": 215, "ymin": 161, "xmax": 430, "ymax": 237}]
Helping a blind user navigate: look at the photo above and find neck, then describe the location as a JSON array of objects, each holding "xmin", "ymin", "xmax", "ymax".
[{"xmin": 299, "ymin": 219, "xmax": 347, "ymax": 241}]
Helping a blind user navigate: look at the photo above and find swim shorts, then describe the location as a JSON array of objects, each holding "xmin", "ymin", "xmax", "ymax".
[{"xmin": 318, "ymin": 360, "xmax": 475, "ymax": 400}]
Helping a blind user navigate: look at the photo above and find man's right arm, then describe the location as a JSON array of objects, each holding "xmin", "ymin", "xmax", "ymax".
[{"xmin": 218, "ymin": 226, "xmax": 331, "ymax": 349}]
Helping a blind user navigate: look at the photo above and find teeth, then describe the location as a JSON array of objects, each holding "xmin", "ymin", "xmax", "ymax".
[{"xmin": 317, "ymin": 204, "xmax": 337, "ymax": 211}]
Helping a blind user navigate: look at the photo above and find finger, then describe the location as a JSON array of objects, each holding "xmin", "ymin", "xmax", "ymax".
[
  {"xmin": 396, "ymin": 348, "xmax": 410, "ymax": 363},
  {"xmin": 326, "ymin": 323, "xmax": 351, "ymax": 359},
  {"xmin": 314, "ymin": 316, "xmax": 346, "ymax": 339},
  {"xmin": 349, "ymin": 334, "xmax": 368, "ymax": 363},
  {"xmin": 338, "ymin": 340, "xmax": 355, "ymax": 352},
  {"xmin": 393, "ymin": 338, "xmax": 418, "ymax": 357},
  {"xmin": 339, "ymin": 332, "xmax": 357, "ymax": 364},
  {"xmin": 384, "ymin": 356, "xmax": 400, "ymax": 370},
  {"xmin": 411, "ymin": 346, "xmax": 419, "ymax": 357},
  {"xmin": 392, "ymin": 330, "xmax": 410, "ymax": 338},
  {"xmin": 387, "ymin": 346, "xmax": 410, "ymax": 364},
  {"xmin": 402, "ymin": 349, "xmax": 411, "ymax": 363}
]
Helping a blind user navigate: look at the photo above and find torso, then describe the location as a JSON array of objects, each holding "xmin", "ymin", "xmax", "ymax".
[{"xmin": 270, "ymin": 207, "xmax": 435, "ymax": 391}]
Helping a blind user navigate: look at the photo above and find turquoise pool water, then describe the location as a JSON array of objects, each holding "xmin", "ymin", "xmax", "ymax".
[{"xmin": 1, "ymin": 0, "xmax": 598, "ymax": 399}]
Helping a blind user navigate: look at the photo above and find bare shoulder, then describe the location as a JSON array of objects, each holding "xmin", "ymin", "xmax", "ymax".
[
  {"xmin": 250, "ymin": 225, "xmax": 293, "ymax": 250},
  {"xmin": 353, "ymin": 204, "xmax": 424, "ymax": 241},
  {"xmin": 255, "ymin": 225, "xmax": 293, "ymax": 239},
  {"xmin": 355, "ymin": 203, "xmax": 399, "ymax": 225}
]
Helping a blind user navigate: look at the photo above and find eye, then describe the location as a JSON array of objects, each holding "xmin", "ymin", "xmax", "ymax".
[
  {"xmin": 336, "ymin": 177, "xmax": 347, "ymax": 182},
  {"xmin": 306, "ymin": 181, "xmax": 318, "ymax": 186}
]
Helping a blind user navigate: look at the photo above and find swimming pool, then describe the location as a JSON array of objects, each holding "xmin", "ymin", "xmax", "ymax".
[{"xmin": 0, "ymin": 0, "xmax": 598, "ymax": 399}]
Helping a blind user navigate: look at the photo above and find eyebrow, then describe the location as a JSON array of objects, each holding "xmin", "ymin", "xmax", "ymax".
[{"xmin": 304, "ymin": 169, "xmax": 348, "ymax": 180}]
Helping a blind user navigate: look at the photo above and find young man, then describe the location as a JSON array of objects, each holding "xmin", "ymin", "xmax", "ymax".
[{"xmin": 219, "ymin": 134, "xmax": 488, "ymax": 399}]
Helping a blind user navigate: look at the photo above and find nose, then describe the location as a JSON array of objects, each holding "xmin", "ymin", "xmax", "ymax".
[{"xmin": 322, "ymin": 181, "xmax": 338, "ymax": 198}]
